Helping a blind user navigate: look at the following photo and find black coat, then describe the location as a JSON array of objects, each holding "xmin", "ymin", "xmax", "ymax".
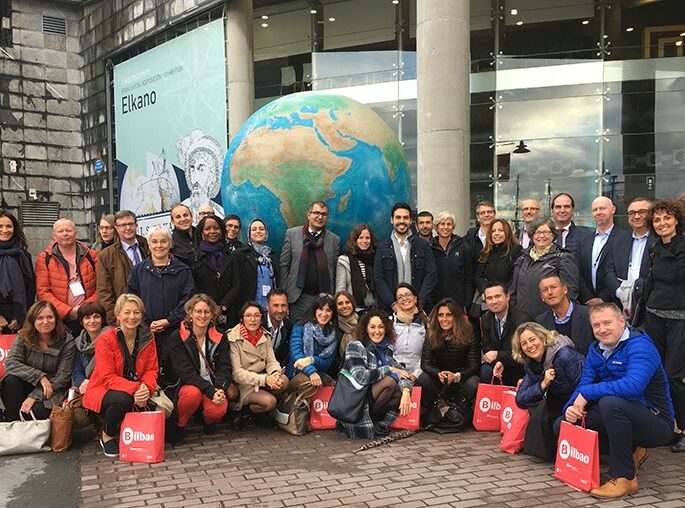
[
  {"xmin": 226, "ymin": 245, "xmax": 279, "ymax": 316},
  {"xmin": 475, "ymin": 243, "xmax": 523, "ymax": 295},
  {"xmin": 166, "ymin": 324, "xmax": 232, "ymax": 400},
  {"xmin": 261, "ymin": 314, "xmax": 293, "ymax": 367},
  {"xmin": 604, "ymin": 232, "xmax": 657, "ymax": 307},
  {"xmin": 560, "ymin": 222, "xmax": 592, "ymax": 263},
  {"xmin": 171, "ymin": 227, "xmax": 196, "ymax": 267},
  {"xmin": 464, "ymin": 227, "xmax": 485, "ymax": 301},
  {"xmin": 420, "ymin": 335, "xmax": 479, "ymax": 382},
  {"xmin": 535, "ymin": 301, "xmax": 593, "ymax": 356},
  {"xmin": 373, "ymin": 235, "xmax": 437, "ymax": 311},
  {"xmin": 429, "ymin": 235, "xmax": 471, "ymax": 309},
  {"xmin": 480, "ymin": 305, "xmax": 532, "ymax": 368},
  {"xmin": 192, "ymin": 245, "xmax": 238, "ymax": 310},
  {"xmin": 645, "ymin": 234, "xmax": 685, "ymax": 311},
  {"xmin": 578, "ymin": 226, "xmax": 629, "ymax": 303}
]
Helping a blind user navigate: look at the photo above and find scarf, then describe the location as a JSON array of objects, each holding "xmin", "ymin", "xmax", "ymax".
[
  {"xmin": 199, "ymin": 240, "xmax": 225, "ymax": 272},
  {"xmin": 248, "ymin": 221, "xmax": 274, "ymax": 278},
  {"xmin": 296, "ymin": 225, "xmax": 330, "ymax": 293},
  {"xmin": 348, "ymin": 249, "xmax": 375, "ymax": 305},
  {"xmin": 240, "ymin": 323, "xmax": 263, "ymax": 347},
  {"xmin": 302, "ymin": 321, "xmax": 337, "ymax": 359},
  {"xmin": 0, "ymin": 239, "xmax": 33, "ymax": 321},
  {"xmin": 75, "ymin": 327, "xmax": 107, "ymax": 378},
  {"xmin": 529, "ymin": 243, "xmax": 552, "ymax": 261},
  {"xmin": 337, "ymin": 312, "xmax": 358, "ymax": 336},
  {"xmin": 368, "ymin": 337, "xmax": 400, "ymax": 383},
  {"xmin": 395, "ymin": 306, "xmax": 418, "ymax": 325}
]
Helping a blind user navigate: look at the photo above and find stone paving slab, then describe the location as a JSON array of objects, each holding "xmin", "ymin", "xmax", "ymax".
[{"xmin": 79, "ymin": 425, "xmax": 685, "ymax": 507}]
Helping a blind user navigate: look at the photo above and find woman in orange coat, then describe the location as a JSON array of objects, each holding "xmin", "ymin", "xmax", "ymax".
[{"xmin": 83, "ymin": 293, "xmax": 158, "ymax": 458}]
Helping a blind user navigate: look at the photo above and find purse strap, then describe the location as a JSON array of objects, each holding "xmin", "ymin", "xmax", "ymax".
[{"xmin": 196, "ymin": 338, "xmax": 215, "ymax": 375}]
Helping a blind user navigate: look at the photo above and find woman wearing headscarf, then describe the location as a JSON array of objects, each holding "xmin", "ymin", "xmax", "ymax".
[
  {"xmin": 227, "ymin": 219, "xmax": 279, "ymax": 324},
  {"xmin": 0, "ymin": 210, "xmax": 35, "ymax": 332}
]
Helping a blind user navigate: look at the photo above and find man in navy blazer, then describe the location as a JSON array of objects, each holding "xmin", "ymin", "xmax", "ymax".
[
  {"xmin": 578, "ymin": 196, "xmax": 630, "ymax": 304},
  {"xmin": 551, "ymin": 192, "xmax": 592, "ymax": 262},
  {"xmin": 536, "ymin": 274, "xmax": 593, "ymax": 355},
  {"xmin": 604, "ymin": 197, "xmax": 656, "ymax": 321}
]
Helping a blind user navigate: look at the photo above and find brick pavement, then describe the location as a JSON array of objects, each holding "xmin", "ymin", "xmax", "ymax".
[{"xmin": 79, "ymin": 425, "xmax": 685, "ymax": 507}]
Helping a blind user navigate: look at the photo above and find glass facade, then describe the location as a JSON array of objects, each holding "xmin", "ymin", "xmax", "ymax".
[{"xmin": 253, "ymin": 0, "xmax": 685, "ymax": 227}]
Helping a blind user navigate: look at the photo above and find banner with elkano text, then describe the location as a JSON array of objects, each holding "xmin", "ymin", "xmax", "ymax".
[{"xmin": 113, "ymin": 19, "xmax": 227, "ymax": 231}]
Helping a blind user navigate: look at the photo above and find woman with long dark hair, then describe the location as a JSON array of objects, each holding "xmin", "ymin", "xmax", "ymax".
[
  {"xmin": 1, "ymin": 300, "xmax": 75, "ymax": 421},
  {"xmin": 475, "ymin": 218, "xmax": 522, "ymax": 295},
  {"xmin": 336, "ymin": 224, "xmax": 377, "ymax": 312},
  {"xmin": 0, "ymin": 210, "xmax": 35, "ymax": 332},
  {"xmin": 337, "ymin": 310, "xmax": 413, "ymax": 439}
]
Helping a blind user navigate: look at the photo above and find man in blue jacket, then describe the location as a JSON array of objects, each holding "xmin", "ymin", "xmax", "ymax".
[
  {"xmin": 374, "ymin": 202, "xmax": 437, "ymax": 311},
  {"xmin": 559, "ymin": 303, "xmax": 674, "ymax": 499}
]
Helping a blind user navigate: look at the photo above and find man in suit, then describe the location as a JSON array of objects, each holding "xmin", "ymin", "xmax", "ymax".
[
  {"xmin": 261, "ymin": 288, "xmax": 292, "ymax": 367},
  {"xmin": 536, "ymin": 274, "xmax": 593, "ymax": 355},
  {"xmin": 480, "ymin": 282, "xmax": 532, "ymax": 385},
  {"xmin": 374, "ymin": 202, "xmax": 437, "ymax": 311},
  {"xmin": 552, "ymin": 192, "xmax": 591, "ymax": 261},
  {"xmin": 604, "ymin": 197, "xmax": 656, "ymax": 322},
  {"xmin": 578, "ymin": 196, "xmax": 629, "ymax": 305},
  {"xmin": 280, "ymin": 200, "xmax": 340, "ymax": 322},
  {"xmin": 518, "ymin": 198, "xmax": 541, "ymax": 249}
]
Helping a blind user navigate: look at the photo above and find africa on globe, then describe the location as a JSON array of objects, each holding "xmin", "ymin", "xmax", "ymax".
[{"xmin": 221, "ymin": 93, "xmax": 411, "ymax": 250}]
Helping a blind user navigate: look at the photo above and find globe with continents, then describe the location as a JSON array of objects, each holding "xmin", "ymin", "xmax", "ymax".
[{"xmin": 221, "ymin": 93, "xmax": 410, "ymax": 251}]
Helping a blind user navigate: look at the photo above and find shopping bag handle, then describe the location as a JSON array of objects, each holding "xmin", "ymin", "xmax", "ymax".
[
  {"xmin": 19, "ymin": 410, "xmax": 39, "ymax": 422},
  {"xmin": 490, "ymin": 375, "xmax": 503, "ymax": 386}
]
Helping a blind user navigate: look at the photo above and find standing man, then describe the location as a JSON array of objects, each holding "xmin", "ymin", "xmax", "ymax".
[
  {"xmin": 35, "ymin": 218, "xmax": 98, "ymax": 334},
  {"xmin": 579, "ymin": 196, "xmax": 628, "ymax": 305},
  {"xmin": 261, "ymin": 288, "xmax": 293, "ymax": 367},
  {"xmin": 97, "ymin": 210, "xmax": 149, "ymax": 324},
  {"xmin": 518, "ymin": 198, "xmax": 541, "ymax": 249},
  {"xmin": 536, "ymin": 274, "xmax": 593, "ymax": 355},
  {"xmin": 604, "ymin": 197, "xmax": 656, "ymax": 320},
  {"xmin": 480, "ymin": 282, "xmax": 531, "ymax": 386},
  {"xmin": 374, "ymin": 202, "xmax": 437, "ymax": 311},
  {"xmin": 224, "ymin": 214, "xmax": 243, "ymax": 253},
  {"xmin": 416, "ymin": 211, "xmax": 434, "ymax": 242},
  {"xmin": 169, "ymin": 203, "xmax": 195, "ymax": 266},
  {"xmin": 559, "ymin": 303, "xmax": 674, "ymax": 499},
  {"xmin": 280, "ymin": 200, "xmax": 339, "ymax": 322},
  {"xmin": 196, "ymin": 204, "xmax": 215, "ymax": 224},
  {"xmin": 551, "ymin": 192, "xmax": 591, "ymax": 260}
]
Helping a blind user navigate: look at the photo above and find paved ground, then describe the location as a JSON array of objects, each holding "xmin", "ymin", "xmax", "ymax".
[{"xmin": 73, "ymin": 423, "xmax": 685, "ymax": 508}]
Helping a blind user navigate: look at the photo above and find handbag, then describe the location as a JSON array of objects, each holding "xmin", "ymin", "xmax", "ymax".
[
  {"xmin": 522, "ymin": 394, "xmax": 558, "ymax": 460},
  {"xmin": 49, "ymin": 403, "xmax": 74, "ymax": 452},
  {"xmin": 424, "ymin": 386, "xmax": 473, "ymax": 434},
  {"xmin": 149, "ymin": 388, "xmax": 174, "ymax": 419},
  {"xmin": 66, "ymin": 392, "xmax": 93, "ymax": 429},
  {"xmin": 327, "ymin": 370, "xmax": 370, "ymax": 424},
  {"xmin": 0, "ymin": 410, "xmax": 51, "ymax": 456},
  {"xmin": 273, "ymin": 391, "xmax": 310, "ymax": 436}
]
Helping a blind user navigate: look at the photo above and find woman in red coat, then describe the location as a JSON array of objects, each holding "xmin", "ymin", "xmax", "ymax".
[{"xmin": 83, "ymin": 293, "xmax": 158, "ymax": 458}]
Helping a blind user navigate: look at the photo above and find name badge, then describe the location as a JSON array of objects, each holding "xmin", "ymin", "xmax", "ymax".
[
  {"xmin": 69, "ymin": 280, "xmax": 85, "ymax": 297},
  {"xmin": 262, "ymin": 284, "xmax": 272, "ymax": 297}
]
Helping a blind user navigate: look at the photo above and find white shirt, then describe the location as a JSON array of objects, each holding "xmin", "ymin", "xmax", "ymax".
[
  {"xmin": 267, "ymin": 313, "xmax": 284, "ymax": 351},
  {"xmin": 628, "ymin": 232, "xmax": 649, "ymax": 283},
  {"xmin": 591, "ymin": 225, "xmax": 614, "ymax": 289}
]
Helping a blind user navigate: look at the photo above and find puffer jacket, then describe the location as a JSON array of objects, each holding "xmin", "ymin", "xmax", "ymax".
[
  {"xmin": 35, "ymin": 241, "xmax": 98, "ymax": 319},
  {"xmin": 420, "ymin": 333, "xmax": 479, "ymax": 382},
  {"xmin": 391, "ymin": 312, "xmax": 427, "ymax": 379},
  {"xmin": 510, "ymin": 244, "xmax": 579, "ymax": 318}
]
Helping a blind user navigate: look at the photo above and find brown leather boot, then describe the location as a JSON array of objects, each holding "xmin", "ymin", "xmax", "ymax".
[
  {"xmin": 633, "ymin": 447, "xmax": 648, "ymax": 473},
  {"xmin": 591, "ymin": 477, "xmax": 638, "ymax": 499}
]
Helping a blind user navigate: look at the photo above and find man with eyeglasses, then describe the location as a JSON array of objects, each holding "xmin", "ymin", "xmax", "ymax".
[
  {"xmin": 223, "ymin": 214, "xmax": 243, "ymax": 253},
  {"xmin": 518, "ymin": 198, "xmax": 541, "ymax": 249},
  {"xmin": 578, "ymin": 196, "xmax": 629, "ymax": 306},
  {"xmin": 604, "ymin": 197, "xmax": 656, "ymax": 324},
  {"xmin": 535, "ymin": 274, "xmax": 593, "ymax": 355},
  {"xmin": 280, "ymin": 200, "xmax": 339, "ymax": 322},
  {"xmin": 97, "ymin": 210, "xmax": 149, "ymax": 324}
]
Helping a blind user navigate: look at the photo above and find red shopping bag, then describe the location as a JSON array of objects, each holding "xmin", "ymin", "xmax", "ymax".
[
  {"xmin": 119, "ymin": 410, "xmax": 165, "ymax": 463},
  {"xmin": 0, "ymin": 334, "xmax": 15, "ymax": 378},
  {"xmin": 390, "ymin": 387, "xmax": 422, "ymax": 430},
  {"xmin": 309, "ymin": 386, "xmax": 337, "ymax": 430},
  {"xmin": 473, "ymin": 379, "xmax": 513, "ymax": 431},
  {"xmin": 554, "ymin": 419, "xmax": 600, "ymax": 492},
  {"xmin": 500, "ymin": 393, "xmax": 530, "ymax": 454}
]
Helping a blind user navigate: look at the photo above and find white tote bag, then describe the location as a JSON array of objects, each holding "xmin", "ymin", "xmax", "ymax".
[{"xmin": 0, "ymin": 411, "xmax": 51, "ymax": 456}]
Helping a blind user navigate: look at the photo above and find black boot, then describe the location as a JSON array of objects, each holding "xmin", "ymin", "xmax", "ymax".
[{"xmin": 203, "ymin": 423, "xmax": 217, "ymax": 435}]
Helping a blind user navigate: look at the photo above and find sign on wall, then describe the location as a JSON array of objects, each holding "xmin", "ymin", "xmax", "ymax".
[{"xmin": 113, "ymin": 19, "xmax": 227, "ymax": 226}]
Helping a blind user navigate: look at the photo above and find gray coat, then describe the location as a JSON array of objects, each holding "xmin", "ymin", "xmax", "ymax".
[
  {"xmin": 280, "ymin": 226, "xmax": 340, "ymax": 303},
  {"xmin": 510, "ymin": 244, "xmax": 579, "ymax": 318},
  {"xmin": 3, "ymin": 333, "xmax": 76, "ymax": 409},
  {"xmin": 335, "ymin": 254, "xmax": 377, "ymax": 309}
]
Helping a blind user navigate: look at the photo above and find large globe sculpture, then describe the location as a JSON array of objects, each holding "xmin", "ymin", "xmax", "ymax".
[{"xmin": 221, "ymin": 93, "xmax": 411, "ymax": 251}]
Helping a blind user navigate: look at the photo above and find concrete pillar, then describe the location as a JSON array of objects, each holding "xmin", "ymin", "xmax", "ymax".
[
  {"xmin": 416, "ymin": 0, "xmax": 471, "ymax": 232},
  {"xmin": 226, "ymin": 0, "xmax": 254, "ymax": 142}
]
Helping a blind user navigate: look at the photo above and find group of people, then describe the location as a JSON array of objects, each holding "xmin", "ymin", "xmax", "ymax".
[{"xmin": 0, "ymin": 192, "xmax": 683, "ymax": 500}]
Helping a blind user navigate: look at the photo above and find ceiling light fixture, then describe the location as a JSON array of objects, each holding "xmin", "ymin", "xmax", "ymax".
[
  {"xmin": 582, "ymin": 20, "xmax": 589, "ymax": 25},
  {"xmin": 310, "ymin": 9, "xmax": 317, "ymax": 14},
  {"xmin": 392, "ymin": 0, "xmax": 399, "ymax": 4},
  {"xmin": 510, "ymin": 9, "xmax": 518, "ymax": 15},
  {"xmin": 328, "ymin": 17, "xmax": 336, "ymax": 22},
  {"xmin": 680, "ymin": 31, "xmax": 685, "ymax": 36},
  {"xmin": 626, "ymin": 27, "xmax": 634, "ymax": 32},
  {"xmin": 677, "ymin": 40, "xmax": 683, "ymax": 46},
  {"xmin": 261, "ymin": 22, "xmax": 268, "ymax": 27},
  {"xmin": 261, "ymin": 15, "xmax": 268, "ymax": 20},
  {"xmin": 513, "ymin": 140, "xmax": 530, "ymax": 154},
  {"xmin": 516, "ymin": 21, "xmax": 523, "ymax": 26}
]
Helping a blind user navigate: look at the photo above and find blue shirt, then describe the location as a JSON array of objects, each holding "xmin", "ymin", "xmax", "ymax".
[
  {"xmin": 598, "ymin": 326, "xmax": 630, "ymax": 360},
  {"xmin": 591, "ymin": 225, "xmax": 614, "ymax": 289},
  {"xmin": 554, "ymin": 301, "xmax": 574, "ymax": 325},
  {"xmin": 122, "ymin": 241, "xmax": 142, "ymax": 265}
]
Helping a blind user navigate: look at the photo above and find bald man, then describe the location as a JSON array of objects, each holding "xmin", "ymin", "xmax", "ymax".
[
  {"xmin": 35, "ymin": 218, "xmax": 98, "ymax": 334},
  {"xmin": 518, "ymin": 198, "xmax": 541, "ymax": 249},
  {"xmin": 578, "ymin": 196, "xmax": 629, "ymax": 305}
]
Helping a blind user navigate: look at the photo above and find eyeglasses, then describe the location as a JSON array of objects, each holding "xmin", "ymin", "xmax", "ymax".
[
  {"xmin": 115, "ymin": 222, "xmax": 136, "ymax": 229},
  {"xmin": 225, "ymin": 224, "xmax": 240, "ymax": 230},
  {"xmin": 627, "ymin": 209, "xmax": 649, "ymax": 217},
  {"xmin": 198, "ymin": 211, "xmax": 213, "ymax": 217},
  {"xmin": 534, "ymin": 230, "xmax": 553, "ymax": 237},
  {"xmin": 397, "ymin": 293, "xmax": 415, "ymax": 300},
  {"xmin": 309, "ymin": 211, "xmax": 329, "ymax": 217},
  {"xmin": 243, "ymin": 313, "xmax": 262, "ymax": 320},
  {"xmin": 98, "ymin": 225, "xmax": 114, "ymax": 230}
]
